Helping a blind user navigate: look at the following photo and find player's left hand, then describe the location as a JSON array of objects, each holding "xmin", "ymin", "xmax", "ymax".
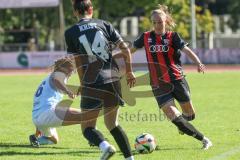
[
  {"xmin": 126, "ymin": 72, "xmax": 136, "ymax": 88},
  {"xmin": 66, "ymin": 90, "xmax": 76, "ymax": 99},
  {"xmin": 197, "ymin": 63, "xmax": 205, "ymax": 73}
]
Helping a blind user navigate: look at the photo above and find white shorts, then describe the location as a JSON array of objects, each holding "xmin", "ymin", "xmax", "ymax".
[{"xmin": 32, "ymin": 108, "xmax": 63, "ymax": 137}]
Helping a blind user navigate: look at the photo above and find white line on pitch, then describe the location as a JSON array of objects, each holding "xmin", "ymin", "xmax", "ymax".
[{"xmin": 208, "ymin": 145, "xmax": 240, "ymax": 160}]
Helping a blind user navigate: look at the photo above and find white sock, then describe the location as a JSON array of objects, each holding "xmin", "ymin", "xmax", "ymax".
[
  {"xmin": 99, "ymin": 140, "xmax": 110, "ymax": 152},
  {"xmin": 202, "ymin": 136, "xmax": 208, "ymax": 141},
  {"xmin": 125, "ymin": 156, "xmax": 134, "ymax": 160}
]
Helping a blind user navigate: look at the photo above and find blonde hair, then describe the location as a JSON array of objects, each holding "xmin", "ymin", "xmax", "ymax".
[
  {"xmin": 151, "ymin": 4, "xmax": 176, "ymax": 30},
  {"xmin": 53, "ymin": 57, "xmax": 74, "ymax": 73}
]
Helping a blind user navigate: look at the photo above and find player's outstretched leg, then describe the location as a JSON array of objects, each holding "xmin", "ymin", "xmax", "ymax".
[
  {"xmin": 100, "ymin": 144, "xmax": 116, "ymax": 160},
  {"xmin": 171, "ymin": 115, "xmax": 212, "ymax": 149},
  {"xmin": 104, "ymin": 107, "xmax": 134, "ymax": 160},
  {"xmin": 81, "ymin": 109, "xmax": 116, "ymax": 160},
  {"xmin": 109, "ymin": 126, "xmax": 133, "ymax": 159},
  {"xmin": 201, "ymin": 137, "xmax": 213, "ymax": 150},
  {"xmin": 161, "ymin": 101, "xmax": 213, "ymax": 150},
  {"xmin": 179, "ymin": 101, "xmax": 196, "ymax": 121},
  {"xmin": 83, "ymin": 127, "xmax": 116, "ymax": 160},
  {"xmin": 29, "ymin": 128, "xmax": 59, "ymax": 147},
  {"xmin": 178, "ymin": 102, "xmax": 196, "ymax": 135}
]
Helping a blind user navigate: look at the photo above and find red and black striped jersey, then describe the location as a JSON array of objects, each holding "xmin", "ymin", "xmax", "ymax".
[{"xmin": 133, "ymin": 31, "xmax": 188, "ymax": 86}]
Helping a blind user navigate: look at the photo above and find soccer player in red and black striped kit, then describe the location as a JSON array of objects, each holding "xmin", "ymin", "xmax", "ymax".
[{"xmin": 131, "ymin": 4, "xmax": 212, "ymax": 150}]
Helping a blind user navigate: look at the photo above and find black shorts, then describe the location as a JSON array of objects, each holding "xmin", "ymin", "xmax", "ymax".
[
  {"xmin": 80, "ymin": 81, "xmax": 124, "ymax": 110},
  {"xmin": 152, "ymin": 78, "xmax": 191, "ymax": 107}
]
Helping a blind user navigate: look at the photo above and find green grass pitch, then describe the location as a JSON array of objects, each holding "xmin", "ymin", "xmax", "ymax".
[{"xmin": 0, "ymin": 71, "xmax": 240, "ymax": 160}]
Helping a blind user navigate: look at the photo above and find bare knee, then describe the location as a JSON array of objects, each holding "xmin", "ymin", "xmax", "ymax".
[
  {"xmin": 161, "ymin": 101, "xmax": 181, "ymax": 121},
  {"xmin": 104, "ymin": 107, "xmax": 119, "ymax": 131},
  {"xmin": 180, "ymin": 102, "xmax": 196, "ymax": 121},
  {"xmin": 180, "ymin": 101, "xmax": 195, "ymax": 115},
  {"xmin": 104, "ymin": 119, "xmax": 118, "ymax": 131},
  {"xmin": 80, "ymin": 109, "xmax": 99, "ymax": 132}
]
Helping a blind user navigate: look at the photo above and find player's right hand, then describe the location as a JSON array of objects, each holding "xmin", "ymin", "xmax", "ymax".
[
  {"xmin": 126, "ymin": 72, "xmax": 136, "ymax": 88},
  {"xmin": 197, "ymin": 63, "xmax": 205, "ymax": 74}
]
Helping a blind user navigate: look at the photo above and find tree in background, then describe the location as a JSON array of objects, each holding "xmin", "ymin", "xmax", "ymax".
[
  {"xmin": 227, "ymin": 0, "xmax": 240, "ymax": 32},
  {"xmin": 70, "ymin": 0, "xmax": 214, "ymax": 41},
  {"xmin": 138, "ymin": 0, "xmax": 214, "ymax": 40},
  {"xmin": 0, "ymin": 0, "xmax": 216, "ymax": 50},
  {"xmin": 0, "ymin": 8, "xmax": 60, "ymax": 50}
]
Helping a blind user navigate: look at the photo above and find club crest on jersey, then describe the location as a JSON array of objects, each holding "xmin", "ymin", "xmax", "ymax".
[
  {"xmin": 148, "ymin": 38, "xmax": 152, "ymax": 43},
  {"xmin": 163, "ymin": 39, "xmax": 169, "ymax": 45}
]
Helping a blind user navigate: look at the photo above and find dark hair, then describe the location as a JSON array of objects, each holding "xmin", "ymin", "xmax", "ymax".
[{"xmin": 72, "ymin": 0, "xmax": 92, "ymax": 15}]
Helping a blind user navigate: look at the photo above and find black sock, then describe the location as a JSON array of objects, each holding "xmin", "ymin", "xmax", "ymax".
[
  {"xmin": 83, "ymin": 127, "xmax": 105, "ymax": 146},
  {"xmin": 110, "ymin": 126, "xmax": 132, "ymax": 158},
  {"xmin": 182, "ymin": 113, "xmax": 195, "ymax": 121},
  {"xmin": 172, "ymin": 116, "xmax": 204, "ymax": 141}
]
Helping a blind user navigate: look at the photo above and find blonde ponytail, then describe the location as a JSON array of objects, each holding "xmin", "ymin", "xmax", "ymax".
[{"xmin": 151, "ymin": 4, "xmax": 176, "ymax": 30}]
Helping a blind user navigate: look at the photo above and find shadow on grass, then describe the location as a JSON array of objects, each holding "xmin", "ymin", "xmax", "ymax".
[
  {"xmin": 131, "ymin": 146, "xmax": 200, "ymax": 155},
  {"xmin": 0, "ymin": 150, "xmax": 100, "ymax": 157},
  {"xmin": 0, "ymin": 142, "xmax": 100, "ymax": 157},
  {"xmin": 0, "ymin": 142, "xmax": 69, "ymax": 149}
]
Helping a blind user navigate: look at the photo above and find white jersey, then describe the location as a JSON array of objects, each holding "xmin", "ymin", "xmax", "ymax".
[{"xmin": 32, "ymin": 74, "xmax": 63, "ymax": 117}]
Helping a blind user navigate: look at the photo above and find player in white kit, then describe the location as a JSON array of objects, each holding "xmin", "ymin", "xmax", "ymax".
[{"xmin": 29, "ymin": 57, "xmax": 92, "ymax": 147}]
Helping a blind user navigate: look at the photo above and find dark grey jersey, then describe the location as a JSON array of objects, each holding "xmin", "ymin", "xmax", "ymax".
[{"xmin": 65, "ymin": 18, "xmax": 123, "ymax": 85}]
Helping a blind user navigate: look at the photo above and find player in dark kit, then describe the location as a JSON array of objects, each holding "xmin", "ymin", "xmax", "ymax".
[
  {"xmin": 65, "ymin": 0, "xmax": 135, "ymax": 160},
  {"xmin": 131, "ymin": 4, "xmax": 212, "ymax": 150}
]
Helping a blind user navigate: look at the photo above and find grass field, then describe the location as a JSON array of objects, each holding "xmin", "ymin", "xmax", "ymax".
[{"xmin": 0, "ymin": 71, "xmax": 240, "ymax": 160}]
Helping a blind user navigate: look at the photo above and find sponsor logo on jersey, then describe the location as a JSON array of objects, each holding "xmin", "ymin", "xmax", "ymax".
[{"xmin": 149, "ymin": 45, "xmax": 169, "ymax": 53}]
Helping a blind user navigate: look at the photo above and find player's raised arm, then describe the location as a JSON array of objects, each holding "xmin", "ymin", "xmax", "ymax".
[
  {"xmin": 117, "ymin": 41, "xmax": 136, "ymax": 88},
  {"xmin": 51, "ymin": 72, "xmax": 75, "ymax": 99},
  {"xmin": 51, "ymin": 58, "xmax": 76, "ymax": 99},
  {"xmin": 182, "ymin": 46, "xmax": 205, "ymax": 73}
]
